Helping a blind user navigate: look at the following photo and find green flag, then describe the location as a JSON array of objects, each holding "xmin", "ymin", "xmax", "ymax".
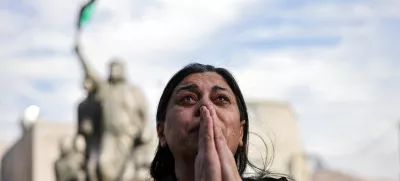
[{"xmin": 77, "ymin": 0, "xmax": 96, "ymax": 30}]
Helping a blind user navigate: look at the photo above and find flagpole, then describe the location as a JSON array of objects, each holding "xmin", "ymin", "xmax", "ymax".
[{"xmin": 75, "ymin": 29, "xmax": 80, "ymax": 45}]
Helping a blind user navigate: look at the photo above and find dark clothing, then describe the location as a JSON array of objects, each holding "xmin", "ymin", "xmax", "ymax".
[
  {"xmin": 77, "ymin": 95, "xmax": 103, "ymax": 181},
  {"xmin": 77, "ymin": 95, "xmax": 102, "ymax": 171},
  {"xmin": 159, "ymin": 175, "xmax": 288, "ymax": 181},
  {"xmin": 77, "ymin": 96, "xmax": 102, "ymax": 138},
  {"xmin": 243, "ymin": 178, "xmax": 288, "ymax": 181}
]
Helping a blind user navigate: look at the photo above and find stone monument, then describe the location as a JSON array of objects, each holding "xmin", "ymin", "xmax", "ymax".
[
  {"xmin": 54, "ymin": 135, "xmax": 86, "ymax": 181},
  {"xmin": 54, "ymin": 38, "xmax": 155, "ymax": 181}
]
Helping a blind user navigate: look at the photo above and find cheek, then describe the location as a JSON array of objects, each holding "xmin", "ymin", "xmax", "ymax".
[
  {"xmin": 216, "ymin": 109, "xmax": 241, "ymax": 144},
  {"xmin": 225, "ymin": 121, "xmax": 241, "ymax": 142},
  {"xmin": 164, "ymin": 107, "xmax": 194, "ymax": 142},
  {"xmin": 225, "ymin": 122, "xmax": 242, "ymax": 153}
]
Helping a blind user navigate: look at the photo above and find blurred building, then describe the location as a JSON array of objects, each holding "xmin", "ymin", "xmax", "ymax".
[
  {"xmin": 0, "ymin": 141, "xmax": 10, "ymax": 181},
  {"xmin": 246, "ymin": 100, "xmax": 311, "ymax": 181},
  {"xmin": 312, "ymin": 170, "xmax": 397, "ymax": 181},
  {"xmin": 1, "ymin": 121, "xmax": 74, "ymax": 181}
]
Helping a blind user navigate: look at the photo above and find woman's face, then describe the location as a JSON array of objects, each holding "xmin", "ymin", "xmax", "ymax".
[{"xmin": 158, "ymin": 72, "xmax": 245, "ymax": 158}]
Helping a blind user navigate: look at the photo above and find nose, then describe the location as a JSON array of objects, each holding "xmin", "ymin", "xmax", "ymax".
[{"xmin": 194, "ymin": 97, "xmax": 213, "ymax": 117}]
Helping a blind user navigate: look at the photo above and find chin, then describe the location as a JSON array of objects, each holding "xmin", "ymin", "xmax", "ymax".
[
  {"xmin": 179, "ymin": 141, "xmax": 198, "ymax": 157},
  {"xmin": 184, "ymin": 147, "xmax": 198, "ymax": 158}
]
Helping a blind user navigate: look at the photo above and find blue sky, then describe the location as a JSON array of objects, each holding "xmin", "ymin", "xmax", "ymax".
[{"xmin": 1, "ymin": 0, "xmax": 399, "ymax": 179}]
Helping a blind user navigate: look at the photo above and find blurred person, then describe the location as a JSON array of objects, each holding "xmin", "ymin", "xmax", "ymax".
[{"xmin": 150, "ymin": 63, "xmax": 291, "ymax": 181}]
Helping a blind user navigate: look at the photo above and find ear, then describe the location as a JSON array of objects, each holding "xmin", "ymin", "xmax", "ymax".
[
  {"xmin": 157, "ymin": 122, "xmax": 167, "ymax": 147},
  {"xmin": 238, "ymin": 120, "xmax": 246, "ymax": 147}
]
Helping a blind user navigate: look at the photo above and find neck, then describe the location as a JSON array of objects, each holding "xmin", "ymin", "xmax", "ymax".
[
  {"xmin": 87, "ymin": 92, "xmax": 95, "ymax": 99},
  {"xmin": 174, "ymin": 156, "xmax": 195, "ymax": 181}
]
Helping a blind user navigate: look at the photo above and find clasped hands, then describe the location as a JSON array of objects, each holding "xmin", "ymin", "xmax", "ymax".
[{"xmin": 195, "ymin": 105, "xmax": 242, "ymax": 181}]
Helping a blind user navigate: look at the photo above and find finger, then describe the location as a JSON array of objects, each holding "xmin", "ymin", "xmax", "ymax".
[
  {"xmin": 212, "ymin": 112, "xmax": 241, "ymax": 180},
  {"xmin": 198, "ymin": 106, "xmax": 207, "ymax": 152},
  {"xmin": 198, "ymin": 106, "xmax": 218, "ymax": 160},
  {"xmin": 198, "ymin": 106, "xmax": 214, "ymax": 151},
  {"xmin": 208, "ymin": 105, "xmax": 225, "ymax": 136},
  {"xmin": 215, "ymin": 127, "xmax": 240, "ymax": 181},
  {"xmin": 207, "ymin": 104, "xmax": 218, "ymax": 123},
  {"xmin": 201, "ymin": 106, "xmax": 216, "ymax": 154},
  {"xmin": 197, "ymin": 106, "xmax": 221, "ymax": 181},
  {"xmin": 209, "ymin": 106, "xmax": 235, "ymax": 165}
]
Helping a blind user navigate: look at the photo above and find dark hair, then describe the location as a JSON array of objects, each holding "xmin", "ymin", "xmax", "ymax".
[{"xmin": 150, "ymin": 63, "xmax": 292, "ymax": 181}]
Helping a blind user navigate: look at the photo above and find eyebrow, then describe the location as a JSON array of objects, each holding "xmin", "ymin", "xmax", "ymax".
[
  {"xmin": 175, "ymin": 84, "xmax": 199, "ymax": 93},
  {"xmin": 175, "ymin": 84, "xmax": 229, "ymax": 94},
  {"xmin": 211, "ymin": 85, "xmax": 228, "ymax": 92}
]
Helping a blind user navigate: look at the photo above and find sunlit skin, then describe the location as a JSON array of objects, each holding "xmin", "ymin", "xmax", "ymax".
[{"xmin": 157, "ymin": 72, "xmax": 245, "ymax": 181}]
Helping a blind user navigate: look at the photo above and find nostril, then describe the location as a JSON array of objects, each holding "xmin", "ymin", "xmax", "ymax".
[{"xmin": 194, "ymin": 107, "xmax": 201, "ymax": 117}]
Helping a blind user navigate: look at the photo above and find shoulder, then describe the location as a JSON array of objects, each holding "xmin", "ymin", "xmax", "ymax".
[
  {"xmin": 78, "ymin": 101, "xmax": 86, "ymax": 109},
  {"xmin": 78, "ymin": 99, "xmax": 91, "ymax": 108}
]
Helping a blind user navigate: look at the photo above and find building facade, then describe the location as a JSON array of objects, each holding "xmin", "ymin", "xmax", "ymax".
[
  {"xmin": 246, "ymin": 100, "xmax": 311, "ymax": 181},
  {"xmin": 1, "ymin": 122, "xmax": 74, "ymax": 181}
]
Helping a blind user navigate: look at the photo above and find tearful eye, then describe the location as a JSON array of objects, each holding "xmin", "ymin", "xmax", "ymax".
[
  {"xmin": 178, "ymin": 94, "xmax": 197, "ymax": 105},
  {"xmin": 215, "ymin": 95, "xmax": 230, "ymax": 104},
  {"xmin": 183, "ymin": 96, "xmax": 195, "ymax": 102}
]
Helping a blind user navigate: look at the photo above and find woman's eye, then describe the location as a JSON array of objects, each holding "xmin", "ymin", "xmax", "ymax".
[
  {"xmin": 183, "ymin": 96, "xmax": 194, "ymax": 101},
  {"xmin": 216, "ymin": 95, "xmax": 230, "ymax": 104},
  {"xmin": 179, "ymin": 95, "xmax": 197, "ymax": 104}
]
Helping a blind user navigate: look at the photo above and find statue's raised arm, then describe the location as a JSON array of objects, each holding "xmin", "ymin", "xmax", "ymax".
[{"xmin": 74, "ymin": 40, "xmax": 103, "ymax": 85}]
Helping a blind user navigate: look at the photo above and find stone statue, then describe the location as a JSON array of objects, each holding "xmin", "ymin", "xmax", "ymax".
[
  {"xmin": 74, "ymin": 40, "xmax": 152, "ymax": 181},
  {"xmin": 55, "ymin": 135, "xmax": 86, "ymax": 181},
  {"xmin": 77, "ymin": 76, "xmax": 102, "ymax": 181},
  {"xmin": 131, "ymin": 121, "xmax": 157, "ymax": 180}
]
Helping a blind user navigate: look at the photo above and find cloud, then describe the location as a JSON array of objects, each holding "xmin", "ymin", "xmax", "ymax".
[
  {"xmin": 225, "ymin": 1, "xmax": 400, "ymax": 178},
  {"xmin": 0, "ymin": 0, "xmax": 399, "ymax": 179}
]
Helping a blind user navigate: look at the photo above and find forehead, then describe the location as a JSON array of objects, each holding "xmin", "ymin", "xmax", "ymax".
[{"xmin": 177, "ymin": 72, "xmax": 232, "ymax": 91}]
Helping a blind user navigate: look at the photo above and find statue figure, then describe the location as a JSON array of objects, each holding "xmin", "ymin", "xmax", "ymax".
[
  {"xmin": 131, "ymin": 121, "xmax": 157, "ymax": 180},
  {"xmin": 55, "ymin": 135, "xmax": 86, "ymax": 181},
  {"xmin": 74, "ymin": 40, "xmax": 151, "ymax": 181},
  {"xmin": 77, "ymin": 76, "xmax": 102, "ymax": 181}
]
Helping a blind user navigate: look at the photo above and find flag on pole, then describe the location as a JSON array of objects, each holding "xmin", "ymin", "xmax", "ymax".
[{"xmin": 77, "ymin": 0, "xmax": 96, "ymax": 30}]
